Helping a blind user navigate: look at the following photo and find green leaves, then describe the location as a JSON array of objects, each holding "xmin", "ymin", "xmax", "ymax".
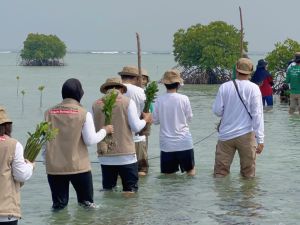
[
  {"xmin": 143, "ymin": 81, "xmax": 159, "ymax": 113},
  {"xmin": 101, "ymin": 89, "xmax": 118, "ymax": 125},
  {"xmin": 173, "ymin": 21, "xmax": 246, "ymax": 80},
  {"xmin": 24, "ymin": 121, "xmax": 58, "ymax": 162},
  {"xmin": 266, "ymin": 38, "xmax": 300, "ymax": 74},
  {"xmin": 20, "ymin": 33, "xmax": 66, "ymax": 66}
]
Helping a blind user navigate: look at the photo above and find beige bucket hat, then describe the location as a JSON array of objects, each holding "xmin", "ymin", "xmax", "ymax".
[
  {"xmin": 236, "ymin": 58, "xmax": 253, "ymax": 75},
  {"xmin": 161, "ymin": 69, "xmax": 183, "ymax": 84},
  {"xmin": 118, "ymin": 66, "xmax": 140, "ymax": 76},
  {"xmin": 100, "ymin": 77, "xmax": 127, "ymax": 94},
  {"xmin": 0, "ymin": 106, "xmax": 12, "ymax": 125}
]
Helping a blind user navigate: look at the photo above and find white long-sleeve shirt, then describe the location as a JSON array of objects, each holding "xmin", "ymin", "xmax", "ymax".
[
  {"xmin": 153, "ymin": 92, "xmax": 193, "ymax": 152},
  {"xmin": 97, "ymin": 99, "xmax": 146, "ymax": 165},
  {"xmin": 124, "ymin": 83, "xmax": 147, "ymax": 142},
  {"xmin": 13, "ymin": 142, "xmax": 33, "ymax": 182},
  {"xmin": 212, "ymin": 79, "xmax": 264, "ymax": 143}
]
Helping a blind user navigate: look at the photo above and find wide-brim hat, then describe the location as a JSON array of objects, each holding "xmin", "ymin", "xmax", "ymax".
[
  {"xmin": 100, "ymin": 77, "xmax": 127, "ymax": 94},
  {"xmin": 256, "ymin": 59, "xmax": 268, "ymax": 68},
  {"xmin": 118, "ymin": 66, "xmax": 140, "ymax": 77},
  {"xmin": 236, "ymin": 58, "xmax": 253, "ymax": 75},
  {"xmin": 160, "ymin": 69, "xmax": 183, "ymax": 84},
  {"xmin": 0, "ymin": 106, "xmax": 12, "ymax": 125}
]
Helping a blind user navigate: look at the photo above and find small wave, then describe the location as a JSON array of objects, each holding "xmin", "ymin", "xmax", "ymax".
[
  {"xmin": 90, "ymin": 51, "xmax": 119, "ymax": 54},
  {"xmin": 0, "ymin": 51, "xmax": 12, "ymax": 54}
]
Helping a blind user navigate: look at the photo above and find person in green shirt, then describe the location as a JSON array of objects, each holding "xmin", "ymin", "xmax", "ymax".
[{"xmin": 285, "ymin": 52, "xmax": 300, "ymax": 114}]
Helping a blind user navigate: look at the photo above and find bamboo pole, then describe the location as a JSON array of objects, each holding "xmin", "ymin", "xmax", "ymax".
[
  {"xmin": 136, "ymin": 32, "xmax": 143, "ymax": 87},
  {"xmin": 239, "ymin": 6, "xmax": 244, "ymax": 57}
]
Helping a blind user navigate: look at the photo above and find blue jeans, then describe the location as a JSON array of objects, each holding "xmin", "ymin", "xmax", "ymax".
[{"xmin": 262, "ymin": 95, "xmax": 273, "ymax": 106}]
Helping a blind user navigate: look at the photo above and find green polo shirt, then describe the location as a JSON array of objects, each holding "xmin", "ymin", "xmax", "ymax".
[{"xmin": 285, "ymin": 65, "xmax": 300, "ymax": 94}]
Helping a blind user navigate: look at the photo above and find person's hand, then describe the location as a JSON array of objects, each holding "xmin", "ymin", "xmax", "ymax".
[
  {"xmin": 104, "ymin": 125, "xmax": 114, "ymax": 134},
  {"xmin": 25, "ymin": 159, "xmax": 36, "ymax": 170},
  {"xmin": 142, "ymin": 112, "xmax": 152, "ymax": 124},
  {"xmin": 256, "ymin": 143, "xmax": 264, "ymax": 154}
]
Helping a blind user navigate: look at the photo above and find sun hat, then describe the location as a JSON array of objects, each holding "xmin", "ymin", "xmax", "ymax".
[
  {"xmin": 160, "ymin": 69, "xmax": 183, "ymax": 84},
  {"xmin": 100, "ymin": 77, "xmax": 127, "ymax": 94},
  {"xmin": 256, "ymin": 59, "xmax": 268, "ymax": 68},
  {"xmin": 118, "ymin": 66, "xmax": 140, "ymax": 77},
  {"xmin": 0, "ymin": 106, "xmax": 12, "ymax": 125},
  {"xmin": 236, "ymin": 58, "xmax": 253, "ymax": 75}
]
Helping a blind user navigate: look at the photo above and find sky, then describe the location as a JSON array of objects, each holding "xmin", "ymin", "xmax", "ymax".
[{"xmin": 1, "ymin": 0, "xmax": 300, "ymax": 53}]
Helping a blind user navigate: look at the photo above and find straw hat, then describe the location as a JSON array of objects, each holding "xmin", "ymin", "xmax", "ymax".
[
  {"xmin": 118, "ymin": 66, "xmax": 140, "ymax": 77},
  {"xmin": 160, "ymin": 69, "xmax": 183, "ymax": 84},
  {"xmin": 141, "ymin": 68, "xmax": 148, "ymax": 77},
  {"xmin": 100, "ymin": 77, "xmax": 127, "ymax": 94},
  {"xmin": 0, "ymin": 106, "xmax": 12, "ymax": 125},
  {"xmin": 236, "ymin": 58, "xmax": 253, "ymax": 75}
]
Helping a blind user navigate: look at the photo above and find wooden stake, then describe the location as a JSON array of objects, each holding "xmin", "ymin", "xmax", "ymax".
[
  {"xmin": 239, "ymin": 6, "xmax": 244, "ymax": 57},
  {"xmin": 136, "ymin": 32, "xmax": 143, "ymax": 87}
]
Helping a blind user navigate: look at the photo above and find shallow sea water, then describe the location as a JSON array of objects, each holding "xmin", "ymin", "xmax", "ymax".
[{"xmin": 0, "ymin": 53, "xmax": 299, "ymax": 225}]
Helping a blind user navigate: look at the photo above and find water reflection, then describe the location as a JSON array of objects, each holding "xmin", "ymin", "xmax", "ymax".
[{"xmin": 210, "ymin": 177, "xmax": 264, "ymax": 225}]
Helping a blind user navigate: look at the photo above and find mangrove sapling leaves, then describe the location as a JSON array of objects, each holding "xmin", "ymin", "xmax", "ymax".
[{"xmin": 24, "ymin": 121, "xmax": 58, "ymax": 162}]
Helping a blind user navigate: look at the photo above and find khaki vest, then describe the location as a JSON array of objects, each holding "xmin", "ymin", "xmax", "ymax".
[
  {"xmin": 45, "ymin": 98, "xmax": 91, "ymax": 175},
  {"xmin": 92, "ymin": 92, "xmax": 135, "ymax": 156},
  {"xmin": 0, "ymin": 136, "xmax": 21, "ymax": 218}
]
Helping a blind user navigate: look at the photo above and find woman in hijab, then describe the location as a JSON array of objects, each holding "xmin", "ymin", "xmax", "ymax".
[
  {"xmin": 251, "ymin": 59, "xmax": 274, "ymax": 106},
  {"xmin": 43, "ymin": 78, "xmax": 113, "ymax": 210}
]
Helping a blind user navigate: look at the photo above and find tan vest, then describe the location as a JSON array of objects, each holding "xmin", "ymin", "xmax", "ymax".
[
  {"xmin": 92, "ymin": 92, "xmax": 135, "ymax": 156},
  {"xmin": 0, "ymin": 136, "xmax": 21, "ymax": 218},
  {"xmin": 45, "ymin": 98, "xmax": 91, "ymax": 175}
]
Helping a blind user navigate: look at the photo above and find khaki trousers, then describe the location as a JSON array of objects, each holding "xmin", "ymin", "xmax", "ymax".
[
  {"xmin": 289, "ymin": 94, "xmax": 300, "ymax": 114},
  {"xmin": 135, "ymin": 141, "xmax": 148, "ymax": 173},
  {"xmin": 214, "ymin": 132, "xmax": 257, "ymax": 178}
]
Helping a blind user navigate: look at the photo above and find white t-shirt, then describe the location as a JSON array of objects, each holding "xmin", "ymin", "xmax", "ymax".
[
  {"xmin": 212, "ymin": 79, "xmax": 264, "ymax": 143},
  {"xmin": 153, "ymin": 92, "xmax": 193, "ymax": 152},
  {"xmin": 124, "ymin": 83, "xmax": 146, "ymax": 142}
]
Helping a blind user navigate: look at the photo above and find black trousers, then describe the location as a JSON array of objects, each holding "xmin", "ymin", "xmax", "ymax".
[
  {"xmin": 47, "ymin": 171, "xmax": 94, "ymax": 210},
  {"xmin": 0, "ymin": 221, "xmax": 18, "ymax": 225}
]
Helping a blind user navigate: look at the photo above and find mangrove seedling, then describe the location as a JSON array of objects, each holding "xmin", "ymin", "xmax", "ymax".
[{"xmin": 38, "ymin": 85, "xmax": 45, "ymax": 108}]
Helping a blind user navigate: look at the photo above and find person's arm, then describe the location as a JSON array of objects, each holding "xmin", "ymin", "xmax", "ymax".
[
  {"xmin": 152, "ymin": 99, "xmax": 160, "ymax": 125},
  {"xmin": 127, "ymin": 100, "xmax": 147, "ymax": 132},
  {"xmin": 185, "ymin": 97, "xmax": 193, "ymax": 123},
  {"xmin": 250, "ymin": 90, "xmax": 264, "ymax": 144},
  {"xmin": 285, "ymin": 69, "xmax": 291, "ymax": 84},
  {"xmin": 212, "ymin": 86, "xmax": 224, "ymax": 117},
  {"xmin": 12, "ymin": 142, "xmax": 34, "ymax": 182},
  {"xmin": 82, "ymin": 112, "xmax": 112, "ymax": 146}
]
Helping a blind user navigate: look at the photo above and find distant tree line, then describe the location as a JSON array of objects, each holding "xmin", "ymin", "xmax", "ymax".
[{"xmin": 20, "ymin": 33, "xmax": 66, "ymax": 66}]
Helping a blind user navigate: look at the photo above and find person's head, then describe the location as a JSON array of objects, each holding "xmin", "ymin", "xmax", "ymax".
[
  {"xmin": 236, "ymin": 58, "xmax": 254, "ymax": 78},
  {"xmin": 61, "ymin": 78, "xmax": 84, "ymax": 102},
  {"xmin": 141, "ymin": 68, "xmax": 150, "ymax": 88},
  {"xmin": 294, "ymin": 52, "xmax": 300, "ymax": 64},
  {"xmin": 118, "ymin": 66, "xmax": 140, "ymax": 85},
  {"xmin": 100, "ymin": 77, "xmax": 127, "ymax": 94},
  {"xmin": 161, "ymin": 69, "xmax": 183, "ymax": 91},
  {"xmin": 0, "ymin": 106, "xmax": 13, "ymax": 137},
  {"xmin": 256, "ymin": 59, "xmax": 268, "ymax": 69}
]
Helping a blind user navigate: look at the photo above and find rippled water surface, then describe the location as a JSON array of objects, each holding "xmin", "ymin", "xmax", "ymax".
[{"xmin": 0, "ymin": 53, "xmax": 299, "ymax": 225}]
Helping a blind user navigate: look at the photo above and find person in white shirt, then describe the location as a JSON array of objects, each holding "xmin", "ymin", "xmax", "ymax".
[
  {"xmin": 119, "ymin": 66, "xmax": 149, "ymax": 176},
  {"xmin": 153, "ymin": 70, "xmax": 195, "ymax": 176},
  {"xmin": 0, "ymin": 106, "xmax": 34, "ymax": 224},
  {"xmin": 212, "ymin": 58, "xmax": 264, "ymax": 178}
]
